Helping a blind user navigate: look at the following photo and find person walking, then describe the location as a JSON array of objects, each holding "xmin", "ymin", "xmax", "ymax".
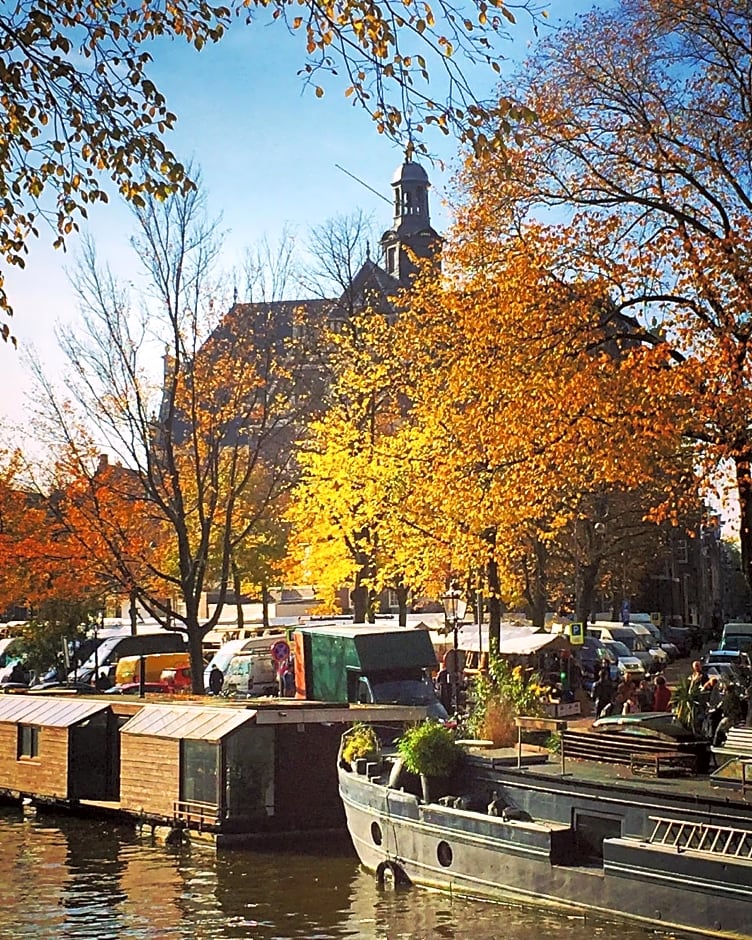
[
  {"xmin": 653, "ymin": 675, "xmax": 671, "ymax": 711},
  {"xmin": 592, "ymin": 664, "xmax": 614, "ymax": 719}
]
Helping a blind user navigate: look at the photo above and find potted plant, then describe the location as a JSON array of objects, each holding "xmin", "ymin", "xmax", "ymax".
[
  {"xmin": 397, "ymin": 720, "xmax": 462, "ymax": 802},
  {"xmin": 341, "ymin": 722, "xmax": 381, "ymax": 771}
]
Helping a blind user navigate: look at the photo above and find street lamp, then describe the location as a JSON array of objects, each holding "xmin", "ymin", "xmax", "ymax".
[{"xmin": 440, "ymin": 587, "xmax": 468, "ymax": 715}]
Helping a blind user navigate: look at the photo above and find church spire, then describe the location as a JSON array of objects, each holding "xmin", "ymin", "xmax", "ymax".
[{"xmin": 380, "ymin": 153, "xmax": 441, "ymax": 285}]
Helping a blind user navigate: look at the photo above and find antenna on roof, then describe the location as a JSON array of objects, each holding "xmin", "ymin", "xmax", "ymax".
[{"xmin": 335, "ymin": 164, "xmax": 391, "ymax": 204}]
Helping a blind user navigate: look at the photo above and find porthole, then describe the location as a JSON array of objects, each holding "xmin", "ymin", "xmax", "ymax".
[
  {"xmin": 437, "ymin": 840, "xmax": 453, "ymax": 867},
  {"xmin": 371, "ymin": 821, "xmax": 383, "ymax": 845}
]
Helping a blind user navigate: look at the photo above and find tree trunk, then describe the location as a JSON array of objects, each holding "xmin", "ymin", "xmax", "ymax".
[
  {"xmin": 487, "ymin": 558, "xmax": 501, "ymax": 650},
  {"xmin": 395, "ymin": 582, "xmax": 409, "ymax": 627},
  {"xmin": 736, "ymin": 453, "xmax": 752, "ymax": 596},
  {"xmin": 128, "ymin": 588, "xmax": 138, "ymax": 637},
  {"xmin": 576, "ymin": 560, "xmax": 599, "ymax": 629},
  {"xmin": 188, "ymin": 615, "xmax": 205, "ymax": 695},
  {"xmin": 232, "ymin": 560, "xmax": 244, "ymax": 631},
  {"xmin": 523, "ymin": 537, "xmax": 548, "ymax": 629},
  {"xmin": 351, "ymin": 583, "xmax": 369, "ymax": 624}
]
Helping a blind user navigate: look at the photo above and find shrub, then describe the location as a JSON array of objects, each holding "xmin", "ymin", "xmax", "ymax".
[
  {"xmin": 342, "ymin": 722, "xmax": 381, "ymax": 765},
  {"xmin": 467, "ymin": 655, "xmax": 547, "ymax": 746},
  {"xmin": 397, "ymin": 720, "xmax": 462, "ymax": 778}
]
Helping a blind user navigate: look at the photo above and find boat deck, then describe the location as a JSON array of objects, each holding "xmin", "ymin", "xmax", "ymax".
[{"xmin": 464, "ymin": 743, "xmax": 752, "ymax": 810}]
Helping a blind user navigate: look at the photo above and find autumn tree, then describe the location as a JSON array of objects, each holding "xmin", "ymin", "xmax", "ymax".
[
  {"xmin": 481, "ymin": 0, "xmax": 752, "ymax": 596},
  {"xmin": 0, "ymin": 446, "xmax": 111, "ymax": 677},
  {"xmin": 0, "ymin": 0, "xmax": 540, "ymax": 340},
  {"xmin": 286, "ymin": 308, "xmax": 441, "ymax": 623},
  {"xmin": 388, "ymin": 221, "xmax": 700, "ymax": 645},
  {"xmin": 34, "ymin": 183, "xmax": 319, "ymax": 692}
]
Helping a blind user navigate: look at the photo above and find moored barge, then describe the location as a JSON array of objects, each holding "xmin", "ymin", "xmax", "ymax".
[{"xmin": 338, "ymin": 718, "xmax": 752, "ymax": 938}]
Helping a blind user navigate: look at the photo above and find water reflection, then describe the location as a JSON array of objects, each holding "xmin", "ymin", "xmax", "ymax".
[{"xmin": 0, "ymin": 808, "xmax": 689, "ymax": 940}]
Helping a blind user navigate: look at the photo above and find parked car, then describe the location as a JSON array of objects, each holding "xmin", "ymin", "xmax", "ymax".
[
  {"xmin": 705, "ymin": 649, "xmax": 751, "ymax": 670},
  {"xmin": 662, "ymin": 625, "xmax": 692, "ymax": 657},
  {"xmin": 74, "ymin": 629, "xmax": 187, "ymax": 685},
  {"xmin": 641, "ymin": 622, "xmax": 680, "ymax": 661},
  {"xmin": 720, "ymin": 622, "xmax": 752, "ymax": 653},
  {"xmin": 601, "ymin": 640, "xmax": 645, "ymax": 683},
  {"xmin": 588, "ymin": 624, "xmax": 655, "ymax": 674},
  {"xmin": 577, "ymin": 636, "xmax": 619, "ymax": 691}
]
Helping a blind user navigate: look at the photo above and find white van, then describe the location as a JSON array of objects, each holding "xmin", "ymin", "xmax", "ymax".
[
  {"xmin": 626, "ymin": 623, "xmax": 668, "ymax": 670},
  {"xmin": 203, "ymin": 632, "xmax": 288, "ymax": 691},
  {"xmin": 222, "ymin": 650, "xmax": 278, "ymax": 697},
  {"xmin": 587, "ymin": 623, "xmax": 656, "ymax": 673},
  {"xmin": 720, "ymin": 622, "xmax": 752, "ymax": 653}
]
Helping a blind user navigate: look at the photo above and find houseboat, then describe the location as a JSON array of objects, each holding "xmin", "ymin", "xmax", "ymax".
[
  {"xmin": 338, "ymin": 715, "xmax": 752, "ymax": 938},
  {"xmin": 0, "ymin": 694, "xmax": 423, "ymax": 845}
]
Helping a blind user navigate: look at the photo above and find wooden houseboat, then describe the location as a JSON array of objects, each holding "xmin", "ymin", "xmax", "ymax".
[
  {"xmin": 119, "ymin": 699, "xmax": 422, "ymax": 843},
  {"xmin": 0, "ymin": 696, "xmax": 120, "ymax": 803}
]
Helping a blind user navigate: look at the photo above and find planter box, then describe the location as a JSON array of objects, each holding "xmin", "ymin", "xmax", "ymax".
[{"xmin": 544, "ymin": 701, "xmax": 581, "ymax": 718}]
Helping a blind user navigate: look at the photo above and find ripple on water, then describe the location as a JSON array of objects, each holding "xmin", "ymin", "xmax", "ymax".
[{"xmin": 0, "ymin": 809, "xmax": 693, "ymax": 940}]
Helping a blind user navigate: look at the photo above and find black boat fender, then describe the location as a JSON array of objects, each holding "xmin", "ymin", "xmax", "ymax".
[{"xmin": 376, "ymin": 860, "xmax": 410, "ymax": 889}]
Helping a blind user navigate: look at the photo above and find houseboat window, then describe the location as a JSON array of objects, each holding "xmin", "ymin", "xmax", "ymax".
[
  {"xmin": 371, "ymin": 822, "xmax": 382, "ymax": 845},
  {"xmin": 224, "ymin": 726, "xmax": 274, "ymax": 818},
  {"xmin": 18, "ymin": 724, "xmax": 40, "ymax": 759},
  {"xmin": 181, "ymin": 740, "xmax": 219, "ymax": 807}
]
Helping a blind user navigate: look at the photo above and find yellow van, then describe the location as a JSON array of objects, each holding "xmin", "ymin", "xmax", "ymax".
[{"xmin": 114, "ymin": 652, "xmax": 191, "ymax": 687}]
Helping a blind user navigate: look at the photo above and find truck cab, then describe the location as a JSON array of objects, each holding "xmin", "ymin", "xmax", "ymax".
[{"xmin": 355, "ymin": 673, "xmax": 448, "ymax": 720}]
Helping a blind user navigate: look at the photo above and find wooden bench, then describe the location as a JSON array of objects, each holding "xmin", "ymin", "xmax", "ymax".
[
  {"xmin": 712, "ymin": 725, "xmax": 752, "ymax": 762},
  {"xmin": 630, "ymin": 750, "xmax": 697, "ymax": 778}
]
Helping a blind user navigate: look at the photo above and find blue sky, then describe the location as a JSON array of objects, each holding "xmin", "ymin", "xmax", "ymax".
[{"xmin": 0, "ymin": 2, "xmax": 587, "ymax": 431}]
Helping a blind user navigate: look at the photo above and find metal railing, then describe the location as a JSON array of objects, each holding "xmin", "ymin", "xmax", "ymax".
[
  {"xmin": 173, "ymin": 799, "xmax": 221, "ymax": 830},
  {"xmin": 648, "ymin": 816, "xmax": 752, "ymax": 859}
]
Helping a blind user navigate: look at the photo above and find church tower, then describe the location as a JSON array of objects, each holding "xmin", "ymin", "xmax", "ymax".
[{"xmin": 380, "ymin": 158, "xmax": 442, "ymax": 286}]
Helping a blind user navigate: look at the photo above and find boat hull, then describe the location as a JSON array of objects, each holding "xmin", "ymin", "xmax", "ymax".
[{"xmin": 339, "ymin": 765, "xmax": 752, "ymax": 938}]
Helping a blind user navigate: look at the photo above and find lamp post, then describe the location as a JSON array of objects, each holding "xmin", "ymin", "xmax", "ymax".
[{"xmin": 441, "ymin": 587, "xmax": 468, "ymax": 715}]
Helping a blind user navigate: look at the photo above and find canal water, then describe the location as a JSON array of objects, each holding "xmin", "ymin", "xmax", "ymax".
[{"xmin": 0, "ymin": 807, "xmax": 690, "ymax": 940}]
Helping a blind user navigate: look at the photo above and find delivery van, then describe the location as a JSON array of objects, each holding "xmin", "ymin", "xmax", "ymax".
[
  {"xmin": 114, "ymin": 651, "xmax": 191, "ymax": 687},
  {"xmin": 721, "ymin": 622, "xmax": 752, "ymax": 653},
  {"xmin": 222, "ymin": 650, "xmax": 278, "ymax": 697}
]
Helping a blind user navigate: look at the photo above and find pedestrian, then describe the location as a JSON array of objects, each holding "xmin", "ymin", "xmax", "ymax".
[
  {"xmin": 689, "ymin": 659, "xmax": 707, "ymax": 689},
  {"xmin": 614, "ymin": 677, "xmax": 633, "ymax": 713},
  {"xmin": 208, "ymin": 664, "xmax": 224, "ymax": 695},
  {"xmin": 95, "ymin": 670, "xmax": 111, "ymax": 691},
  {"xmin": 653, "ymin": 675, "xmax": 671, "ymax": 711},
  {"xmin": 591, "ymin": 664, "xmax": 614, "ymax": 719},
  {"xmin": 622, "ymin": 689, "xmax": 641, "ymax": 714},
  {"xmin": 8, "ymin": 661, "xmax": 27, "ymax": 685},
  {"xmin": 637, "ymin": 678, "xmax": 654, "ymax": 712}
]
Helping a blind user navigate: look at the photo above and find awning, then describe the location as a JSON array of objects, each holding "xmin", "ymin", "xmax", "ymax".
[
  {"xmin": 496, "ymin": 633, "xmax": 572, "ymax": 657},
  {"xmin": 121, "ymin": 703, "xmax": 256, "ymax": 742}
]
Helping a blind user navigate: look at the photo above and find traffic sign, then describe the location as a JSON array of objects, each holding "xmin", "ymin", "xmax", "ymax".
[{"xmin": 270, "ymin": 639, "xmax": 290, "ymax": 663}]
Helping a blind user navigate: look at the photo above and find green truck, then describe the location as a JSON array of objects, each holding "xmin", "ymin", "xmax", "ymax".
[{"xmin": 292, "ymin": 623, "xmax": 448, "ymax": 719}]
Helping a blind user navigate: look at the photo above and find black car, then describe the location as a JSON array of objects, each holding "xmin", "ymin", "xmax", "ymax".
[{"xmin": 577, "ymin": 636, "xmax": 618, "ymax": 690}]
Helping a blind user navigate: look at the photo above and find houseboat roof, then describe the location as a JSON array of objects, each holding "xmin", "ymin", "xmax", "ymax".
[
  {"xmin": 121, "ymin": 703, "xmax": 256, "ymax": 742},
  {"xmin": 0, "ymin": 695, "xmax": 110, "ymax": 727}
]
